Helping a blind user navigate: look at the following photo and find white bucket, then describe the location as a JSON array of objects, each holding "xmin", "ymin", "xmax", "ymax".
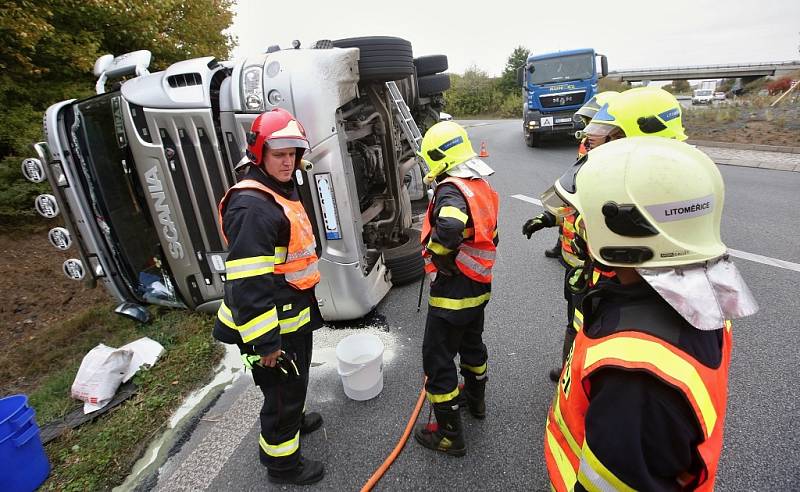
[{"xmin": 335, "ymin": 333, "xmax": 384, "ymax": 401}]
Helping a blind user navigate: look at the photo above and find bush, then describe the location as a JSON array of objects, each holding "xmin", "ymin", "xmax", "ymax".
[{"xmin": 444, "ymin": 66, "xmax": 502, "ymax": 117}]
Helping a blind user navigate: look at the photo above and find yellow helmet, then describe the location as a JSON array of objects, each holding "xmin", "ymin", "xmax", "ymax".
[
  {"xmin": 550, "ymin": 137, "xmax": 725, "ymax": 268},
  {"xmin": 419, "ymin": 121, "xmax": 477, "ymax": 184},
  {"xmin": 585, "ymin": 87, "xmax": 687, "ymax": 141},
  {"xmin": 575, "ymin": 91, "xmax": 620, "ymax": 123}
]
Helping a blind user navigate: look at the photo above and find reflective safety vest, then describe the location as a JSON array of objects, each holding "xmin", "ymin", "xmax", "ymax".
[
  {"xmin": 545, "ymin": 319, "xmax": 732, "ymax": 492},
  {"xmin": 577, "ymin": 138, "xmax": 588, "ymax": 159},
  {"xmin": 560, "ymin": 214, "xmax": 583, "ymax": 268},
  {"xmin": 218, "ymin": 179, "xmax": 320, "ymax": 290},
  {"xmin": 421, "ymin": 176, "xmax": 499, "ymax": 283}
]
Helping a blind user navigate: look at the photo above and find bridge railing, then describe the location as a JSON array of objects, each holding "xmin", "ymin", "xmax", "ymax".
[{"xmin": 609, "ymin": 60, "xmax": 800, "ymax": 75}]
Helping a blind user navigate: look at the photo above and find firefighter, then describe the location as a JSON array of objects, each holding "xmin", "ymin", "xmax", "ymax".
[
  {"xmin": 573, "ymin": 90, "xmax": 620, "ymax": 159},
  {"xmin": 212, "ymin": 108, "xmax": 325, "ymax": 485},
  {"xmin": 524, "ymin": 87, "xmax": 687, "ymax": 381},
  {"xmin": 413, "ymin": 121, "xmax": 499, "ymax": 457},
  {"xmin": 542, "ymin": 137, "xmax": 758, "ymax": 491},
  {"xmin": 542, "ymin": 91, "xmax": 621, "ymax": 260}
]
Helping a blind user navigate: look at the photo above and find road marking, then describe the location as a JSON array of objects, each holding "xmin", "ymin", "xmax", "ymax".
[{"xmin": 511, "ymin": 194, "xmax": 800, "ymax": 273}]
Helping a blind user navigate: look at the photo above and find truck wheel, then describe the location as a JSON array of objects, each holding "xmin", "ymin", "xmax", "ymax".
[
  {"xmin": 418, "ymin": 74, "xmax": 451, "ymax": 97},
  {"xmin": 383, "ymin": 227, "xmax": 425, "ymax": 285},
  {"xmin": 332, "ymin": 36, "xmax": 414, "ymax": 82},
  {"xmin": 525, "ymin": 133, "xmax": 540, "ymax": 147},
  {"xmin": 414, "ymin": 55, "xmax": 448, "ymax": 76}
]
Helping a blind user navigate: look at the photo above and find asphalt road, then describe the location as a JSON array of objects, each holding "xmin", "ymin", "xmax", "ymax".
[{"xmin": 149, "ymin": 120, "xmax": 800, "ymax": 491}]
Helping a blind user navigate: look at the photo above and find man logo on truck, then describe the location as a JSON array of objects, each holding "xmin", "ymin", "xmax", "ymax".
[{"xmin": 145, "ymin": 166, "xmax": 185, "ymax": 259}]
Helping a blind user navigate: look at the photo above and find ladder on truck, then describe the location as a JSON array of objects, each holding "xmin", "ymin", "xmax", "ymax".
[{"xmin": 385, "ymin": 81, "xmax": 428, "ymax": 175}]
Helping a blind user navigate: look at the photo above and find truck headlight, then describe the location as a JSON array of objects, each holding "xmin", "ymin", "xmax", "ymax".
[
  {"xmin": 63, "ymin": 259, "xmax": 85, "ymax": 280},
  {"xmin": 21, "ymin": 158, "xmax": 46, "ymax": 183},
  {"xmin": 48, "ymin": 227, "xmax": 72, "ymax": 250},
  {"xmin": 35, "ymin": 194, "xmax": 59, "ymax": 218},
  {"xmin": 242, "ymin": 65, "xmax": 264, "ymax": 112}
]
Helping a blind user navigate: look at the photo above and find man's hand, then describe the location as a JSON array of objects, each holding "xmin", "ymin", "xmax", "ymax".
[
  {"xmin": 522, "ymin": 211, "xmax": 556, "ymax": 239},
  {"xmin": 260, "ymin": 349, "xmax": 282, "ymax": 368}
]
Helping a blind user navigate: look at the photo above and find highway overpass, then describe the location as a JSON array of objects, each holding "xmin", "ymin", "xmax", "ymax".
[{"xmin": 607, "ymin": 61, "xmax": 800, "ymax": 82}]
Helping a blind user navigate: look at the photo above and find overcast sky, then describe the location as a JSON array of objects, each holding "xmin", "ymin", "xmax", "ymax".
[{"xmin": 230, "ymin": 0, "xmax": 799, "ymax": 77}]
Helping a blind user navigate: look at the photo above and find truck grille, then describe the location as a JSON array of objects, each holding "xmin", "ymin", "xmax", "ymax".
[
  {"xmin": 539, "ymin": 90, "xmax": 586, "ymax": 109},
  {"xmin": 143, "ymin": 110, "xmax": 231, "ymax": 292}
]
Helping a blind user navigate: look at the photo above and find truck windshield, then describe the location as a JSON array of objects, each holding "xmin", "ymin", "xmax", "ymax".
[
  {"xmin": 530, "ymin": 53, "xmax": 594, "ymax": 85},
  {"xmin": 67, "ymin": 92, "xmax": 185, "ymax": 308},
  {"xmin": 696, "ymin": 90, "xmax": 713, "ymax": 96}
]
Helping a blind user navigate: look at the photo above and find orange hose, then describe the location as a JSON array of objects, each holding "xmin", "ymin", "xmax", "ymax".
[{"xmin": 360, "ymin": 378, "xmax": 428, "ymax": 492}]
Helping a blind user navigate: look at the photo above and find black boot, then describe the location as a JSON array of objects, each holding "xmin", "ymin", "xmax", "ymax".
[
  {"xmin": 300, "ymin": 412, "xmax": 323, "ymax": 435},
  {"xmin": 462, "ymin": 376, "xmax": 487, "ymax": 419},
  {"xmin": 414, "ymin": 402, "xmax": 466, "ymax": 457},
  {"xmin": 267, "ymin": 457, "xmax": 325, "ymax": 485}
]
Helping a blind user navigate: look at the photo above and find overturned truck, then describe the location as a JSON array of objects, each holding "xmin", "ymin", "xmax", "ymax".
[{"xmin": 22, "ymin": 36, "xmax": 451, "ymax": 322}]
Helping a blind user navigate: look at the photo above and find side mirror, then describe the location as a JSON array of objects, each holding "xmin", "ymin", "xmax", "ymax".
[
  {"xmin": 528, "ymin": 64, "xmax": 535, "ymax": 74},
  {"xmin": 93, "ymin": 54, "xmax": 114, "ymax": 77},
  {"xmin": 599, "ymin": 55, "xmax": 608, "ymax": 78},
  {"xmin": 516, "ymin": 66, "xmax": 524, "ymax": 87}
]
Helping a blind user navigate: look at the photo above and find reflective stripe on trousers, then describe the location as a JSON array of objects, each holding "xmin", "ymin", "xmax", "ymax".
[{"xmin": 259, "ymin": 431, "xmax": 300, "ymax": 457}]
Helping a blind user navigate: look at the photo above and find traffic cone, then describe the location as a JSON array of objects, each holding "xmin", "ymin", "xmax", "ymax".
[{"xmin": 478, "ymin": 141, "xmax": 489, "ymax": 157}]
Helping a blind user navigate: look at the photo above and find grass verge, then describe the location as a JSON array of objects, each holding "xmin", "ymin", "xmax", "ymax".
[{"xmin": 9, "ymin": 304, "xmax": 223, "ymax": 491}]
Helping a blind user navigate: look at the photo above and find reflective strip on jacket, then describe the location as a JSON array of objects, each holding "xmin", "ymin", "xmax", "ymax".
[
  {"xmin": 559, "ymin": 214, "xmax": 583, "ymax": 268},
  {"xmin": 218, "ymin": 179, "xmax": 320, "ymax": 290},
  {"xmin": 545, "ymin": 321, "xmax": 732, "ymax": 491},
  {"xmin": 421, "ymin": 176, "xmax": 499, "ymax": 283}
]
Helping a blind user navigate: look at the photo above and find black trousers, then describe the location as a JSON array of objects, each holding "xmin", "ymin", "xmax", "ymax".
[
  {"xmin": 422, "ymin": 310, "xmax": 488, "ymax": 401},
  {"xmin": 250, "ymin": 331, "xmax": 313, "ymax": 472},
  {"xmin": 562, "ymin": 268, "xmax": 583, "ymax": 364}
]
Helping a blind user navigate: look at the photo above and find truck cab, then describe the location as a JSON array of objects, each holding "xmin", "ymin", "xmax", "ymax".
[
  {"xmin": 518, "ymin": 48, "xmax": 607, "ymax": 147},
  {"xmin": 23, "ymin": 38, "xmax": 450, "ymax": 323}
]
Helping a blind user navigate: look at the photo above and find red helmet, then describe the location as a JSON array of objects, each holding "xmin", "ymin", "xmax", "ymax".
[{"xmin": 245, "ymin": 108, "xmax": 309, "ymax": 167}]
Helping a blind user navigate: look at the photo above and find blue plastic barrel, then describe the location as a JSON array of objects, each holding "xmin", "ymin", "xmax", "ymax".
[{"xmin": 0, "ymin": 395, "xmax": 50, "ymax": 492}]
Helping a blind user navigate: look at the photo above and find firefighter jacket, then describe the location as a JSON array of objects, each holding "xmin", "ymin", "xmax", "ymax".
[
  {"xmin": 212, "ymin": 166, "xmax": 322, "ymax": 356},
  {"xmin": 421, "ymin": 176, "xmax": 499, "ymax": 324},
  {"xmin": 545, "ymin": 282, "xmax": 731, "ymax": 492},
  {"xmin": 559, "ymin": 214, "xmax": 583, "ymax": 268}
]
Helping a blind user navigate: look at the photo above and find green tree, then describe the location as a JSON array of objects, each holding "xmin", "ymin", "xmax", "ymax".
[
  {"xmin": 0, "ymin": 0, "xmax": 236, "ymax": 224},
  {"xmin": 661, "ymin": 79, "xmax": 690, "ymax": 94},
  {"xmin": 498, "ymin": 45, "xmax": 530, "ymax": 95},
  {"xmin": 444, "ymin": 66, "xmax": 501, "ymax": 117}
]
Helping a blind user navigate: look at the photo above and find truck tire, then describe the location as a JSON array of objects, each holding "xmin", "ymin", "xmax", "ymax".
[
  {"xmin": 383, "ymin": 227, "xmax": 425, "ymax": 285},
  {"xmin": 332, "ymin": 36, "xmax": 414, "ymax": 82},
  {"xmin": 525, "ymin": 132, "xmax": 540, "ymax": 148},
  {"xmin": 418, "ymin": 74, "xmax": 451, "ymax": 97},
  {"xmin": 414, "ymin": 55, "xmax": 448, "ymax": 76}
]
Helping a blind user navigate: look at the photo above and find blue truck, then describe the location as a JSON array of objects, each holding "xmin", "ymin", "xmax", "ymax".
[{"xmin": 517, "ymin": 48, "xmax": 608, "ymax": 147}]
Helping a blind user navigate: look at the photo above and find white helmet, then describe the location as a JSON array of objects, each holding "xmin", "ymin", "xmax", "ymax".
[{"xmin": 548, "ymin": 137, "xmax": 725, "ymax": 268}]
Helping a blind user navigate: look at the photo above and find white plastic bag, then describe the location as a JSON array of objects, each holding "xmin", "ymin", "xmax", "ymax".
[
  {"xmin": 71, "ymin": 344, "xmax": 133, "ymax": 414},
  {"xmin": 119, "ymin": 337, "xmax": 165, "ymax": 383}
]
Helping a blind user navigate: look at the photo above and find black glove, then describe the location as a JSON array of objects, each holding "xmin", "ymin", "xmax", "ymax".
[
  {"xmin": 431, "ymin": 253, "xmax": 459, "ymax": 276},
  {"xmin": 274, "ymin": 352, "xmax": 300, "ymax": 381},
  {"xmin": 522, "ymin": 211, "xmax": 556, "ymax": 239}
]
